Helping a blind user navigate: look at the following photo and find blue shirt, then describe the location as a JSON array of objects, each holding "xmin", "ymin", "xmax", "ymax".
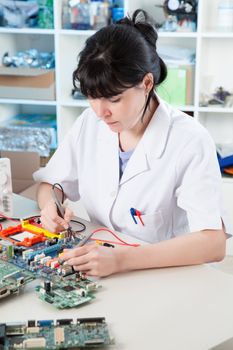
[{"xmin": 119, "ymin": 148, "xmax": 134, "ymax": 178}]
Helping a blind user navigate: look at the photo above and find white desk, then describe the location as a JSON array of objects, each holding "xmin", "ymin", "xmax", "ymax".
[{"xmin": 1, "ymin": 196, "xmax": 233, "ymax": 350}]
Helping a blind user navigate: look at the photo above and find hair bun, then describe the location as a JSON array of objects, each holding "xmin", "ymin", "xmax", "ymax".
[{"xmin": 117, "ymin": 9, "xmax": 158, "ymax": 48}]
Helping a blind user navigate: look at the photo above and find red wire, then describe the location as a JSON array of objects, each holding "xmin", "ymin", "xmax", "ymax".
[
  {"xmin": 0, "ymin": 212, "xmax": 20, "ymax": 222},
  {"xmin": 90, "ymin": 238, "xmax": 126, "ymax": 246},
  {"xmin": 91, "ymin": 228, "xmax": 140, "ymax": 247}
]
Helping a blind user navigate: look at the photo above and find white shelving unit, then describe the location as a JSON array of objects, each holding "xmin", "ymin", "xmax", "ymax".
[{"xmin": 0, "ymin": 0, "xmax": 233, "ymax": 218}]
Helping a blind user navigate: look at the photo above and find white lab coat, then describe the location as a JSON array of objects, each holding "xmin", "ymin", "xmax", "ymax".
[{"xmin": 34, "ymin": 98, "xmax": 231, "ymax": 243}]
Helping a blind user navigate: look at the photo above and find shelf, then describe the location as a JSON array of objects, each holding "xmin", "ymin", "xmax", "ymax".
[
  {"xmin": 201, "ymin": 32, "xmax": 233, "ymax": 38},
  {"xmin": 198, "ymin": 107, "xmax": 233, "ymax": 114},
  {"xmin": 60, "ymin": 99, "xmax": 89, "ymax": 107},
  {"xmin": 59, "ymin": 29, "xmax": 96, "ymax": 36},
  {"xmin": 158, "ymin": 32, "xmax": 197, "ymax": 38},
  {"xmin": 0, "ymin": 98, "xmax": 57, "ymax": 106},
  {"xmin": 0, "ymin": 27, "xmax": 54, "ymax": 35}
]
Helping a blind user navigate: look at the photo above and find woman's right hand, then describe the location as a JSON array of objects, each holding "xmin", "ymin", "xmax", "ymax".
[{"xmin": 40, "ymin": 200, "xmax": 73, "ymax": 233}]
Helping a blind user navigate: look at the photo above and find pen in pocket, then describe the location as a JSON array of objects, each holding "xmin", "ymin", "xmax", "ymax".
[{"xmin": 130, "ymin": 207, "xmax": 144, "ymax": 226}]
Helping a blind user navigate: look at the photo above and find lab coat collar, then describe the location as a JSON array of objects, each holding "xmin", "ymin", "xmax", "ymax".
[
  {"xmin": 95, "ymin": 96, "xmax": 172, "ymax": 187},
  {"xmin": 120, "ymin": 96, "xmax": 172, "ymax": 185},
  {"xmin": 142, "ymin": 95, "xmax": 172, "ymax": 161}
]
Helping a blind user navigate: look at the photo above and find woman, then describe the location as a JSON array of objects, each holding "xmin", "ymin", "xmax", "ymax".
[{"xmin": 34, "ymin": 9, "xmax": 230, "ymax": 277}]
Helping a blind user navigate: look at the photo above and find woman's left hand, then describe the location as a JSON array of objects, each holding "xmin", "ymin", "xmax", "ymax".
[{"xmin": 61, "ymin": 243, "xmax": 122, "ymax": 277}]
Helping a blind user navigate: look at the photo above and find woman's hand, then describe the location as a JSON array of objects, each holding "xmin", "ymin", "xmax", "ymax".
[
  {"xmin": 62, "ymin": 243, "xmax": 123, "ymax": 277},
  {"xmin": 40, "ymin": 200, "xmax": 73, "ymax": 233}
]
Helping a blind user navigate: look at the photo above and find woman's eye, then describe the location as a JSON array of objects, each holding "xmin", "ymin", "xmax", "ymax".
[{"xmin": 110, "ymin": 98, "xmax": 121, "ymax": 103}]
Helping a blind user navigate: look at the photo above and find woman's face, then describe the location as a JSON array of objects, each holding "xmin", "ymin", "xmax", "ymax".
[{"xmin": 88, "ymin": 80, "xmax": 151, "ymax": 134}]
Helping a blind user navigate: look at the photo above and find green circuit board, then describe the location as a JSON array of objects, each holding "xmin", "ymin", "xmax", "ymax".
[
  {"xmin": 0, "ymin": 259, "xmax": 35, "ymax": 301},
  {"xmin": 35, "ymin": 272, "xmax": 101, "ymax": 309},
  {"xmin": 0, "ymin": 223, "xmax": 101, "ymax": 309},
  {"xmin": 0, "ymin": 317, "xmax": 114, "ymax": 349}
]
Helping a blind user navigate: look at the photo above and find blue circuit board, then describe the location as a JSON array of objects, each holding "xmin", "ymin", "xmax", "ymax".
[
  {"xmin": 0, "ymin": 226, "xmax": 100, "ymax": 309},
  {"xmin": 0, "ymin": 317, "xmax": 114, "ymax": 349}
]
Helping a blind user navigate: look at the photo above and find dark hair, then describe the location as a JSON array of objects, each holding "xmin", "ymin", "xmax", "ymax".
[{"xmin": 73, "ymin": 9, "xmax": 167, "ymax": 114}]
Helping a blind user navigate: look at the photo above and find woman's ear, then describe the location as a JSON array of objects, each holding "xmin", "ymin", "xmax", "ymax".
[{"xmin": 143, "ymin": 73, "xmax": 154, "ymax": 94}]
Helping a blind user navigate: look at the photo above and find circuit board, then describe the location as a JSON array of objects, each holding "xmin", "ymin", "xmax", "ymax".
[
  {"xmin": 0, "ymin": 260, "xmax": 35, "ymax": 301},
  {"xmin": 0, "ymin": 219, "xmax": 100, "ymax": 308},
  {"xmin": 0, "ymin": 317, "xmax": 113, "ymax": 349},
  {"xmin": 35, "ymin": 272, "xmax": 101, "ymax": 309}
]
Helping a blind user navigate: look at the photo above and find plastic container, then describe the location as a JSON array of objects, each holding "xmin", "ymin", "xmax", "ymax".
[
  {"xmin": 90, "ymin": 0, "xmax": 109, "ymax": 29},
  {"xmin": 73, "ymin": 0, "xmax": 91, "ymax": 30},
  {"xmin": 217, "ymin": 0, "xmax": 233, "ymax": 32}
]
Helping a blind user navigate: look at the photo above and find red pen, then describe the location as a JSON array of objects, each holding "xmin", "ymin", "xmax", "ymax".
[{"xmin": 135, "ymin": 210, "xmax": 144, "ymax": 226}]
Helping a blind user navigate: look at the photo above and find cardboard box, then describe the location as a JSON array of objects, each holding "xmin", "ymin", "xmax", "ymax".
[
  {"xmin": 0, "ymin": 66, "xmax": 56, "ymax": 100},
  {"xmin": 157, "ymin": 65, "xmax": 194, "ymax": 106},
  {"xmin": 1, "ymin": 150, "xmax": 40, "ymax": 194}
]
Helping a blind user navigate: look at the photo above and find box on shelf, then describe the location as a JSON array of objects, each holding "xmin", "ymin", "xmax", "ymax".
[
  {"xmin": 157, "ymin": 65, "xmax": 194, "ymax": 106},
  {"xmin": 0, "ymin": 151, "xmax": 40, "ymax": 194},
  {"xmin": 0, "ymin": 66, "xmax": 55, "ymax": 100}
]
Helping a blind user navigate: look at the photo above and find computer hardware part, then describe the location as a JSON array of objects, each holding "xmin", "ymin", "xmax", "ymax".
[
  {"xmin": 0, "ymin": 259, "xmax": 35, "ymax": 300},
  {"xmin": 35, "ymin": 272, "xmax": 100, "ymax": 309},
  {"xmin": 0, "ymin": 317, "xmax": 113, "ymax": 349},
  {"xmin": 0, "ymin": 221, "xmax": 100, "ymax": 309}
]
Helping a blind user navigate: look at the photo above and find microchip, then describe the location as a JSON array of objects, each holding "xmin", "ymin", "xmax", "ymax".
[
  {"xmin": 62, "ymin": 285, "xmax": 75, "ymax": 292},
  {"xmin": 27, "ymin": 320, "xmax": 36, "ymax": 327}
]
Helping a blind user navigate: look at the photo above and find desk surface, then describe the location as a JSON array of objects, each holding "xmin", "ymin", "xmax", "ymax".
[{"xmin": 1, "ymin": 196, "xmax": 233, "ymax": 350}]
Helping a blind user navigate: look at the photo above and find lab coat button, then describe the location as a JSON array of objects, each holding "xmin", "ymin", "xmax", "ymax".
[{"xmin": 110, "ymin": 191, "xmax": 117, "ymax": 197}]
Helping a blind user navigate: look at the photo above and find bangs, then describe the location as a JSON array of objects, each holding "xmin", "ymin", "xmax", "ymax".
[{"xmin": 73, "ymin": 59, "xmax": 133, "ymax": 99}]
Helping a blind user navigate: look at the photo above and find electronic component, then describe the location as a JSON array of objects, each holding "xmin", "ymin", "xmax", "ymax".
[
  {"xmin": 0, "ymin": 158, "xmax": 13, "ymax": 217},
  {"xmin": 0, "ymin": 214, "xmax": 100, "ymax": 309},
  {"xmin": 35, "ymin": 272, "xmax": 100, "ymax": 309},
  {"xmin": 1, "ymin": 317, "xmax": 113, "ymax": 349},
  {"xmin": 0, "ymin": 260, "xmax": 35, "ymax": 301}
]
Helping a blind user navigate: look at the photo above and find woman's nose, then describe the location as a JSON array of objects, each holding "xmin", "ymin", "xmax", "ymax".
[{"xmin": 96, "ymin": 102, "xmax": 111, "ymax": 120}]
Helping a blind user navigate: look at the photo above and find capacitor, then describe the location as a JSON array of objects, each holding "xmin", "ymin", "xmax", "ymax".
[
  {"xmin": 44, "ymin": 281, "xmax": 51, "ymax": 293},
  {"xmin": 7, "ymin": 245, "xmax": 14, "ymax": 259}
]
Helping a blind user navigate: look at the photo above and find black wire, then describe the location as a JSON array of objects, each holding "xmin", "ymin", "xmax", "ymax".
[
  {"xmin": 52, "ymin": 183, "xmax": 65, "ymax": 203},
  {"xmin": 51, "ymin": 183, "xmax": 86, "ymax": 233},
  {"xmin": 70, "ymin": 219, "xmax": 86, "ymax": 233}
]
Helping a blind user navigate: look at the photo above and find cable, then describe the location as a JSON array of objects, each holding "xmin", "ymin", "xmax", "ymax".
[
  {"xmin": 90, "ymin": 228, "xmax": 140, "ymax": 247},
  {"xmin": 70, "ymin": 219, "xmax": 86, "ymax": 233},
  {"xmin": 0, "ymin": 212, "xmax": 21, "ymax": 222},
  {"xmin": 52, "ymin": 183, "xmax": 65, "ymax": 203}
]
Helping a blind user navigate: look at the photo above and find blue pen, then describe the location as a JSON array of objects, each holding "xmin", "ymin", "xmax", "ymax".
[{"xmin": 130, "ymin": 207, "xmax": 137, "ymax": 224}]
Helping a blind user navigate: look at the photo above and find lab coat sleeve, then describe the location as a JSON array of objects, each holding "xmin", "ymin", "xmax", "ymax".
[
  {"xmin": 33, "ymin": 111, "xmax": 86, "ymax": 201},
  {"xmin": 175, "ymin": 130, "xmax": 231, "ymax": 235}
]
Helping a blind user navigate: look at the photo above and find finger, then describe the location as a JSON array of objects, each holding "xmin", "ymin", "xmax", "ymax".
[
  {"xmin": 43, "ymin": 202, "xmax": 69, "ymax": 229},
  {"xmin": 62, "ymin": 246, "xmax": 88, "ymax": 260},
  {"xmin": 72, "ymin": 262, "xmax": 91, "ymax": 272},
  {"xmin": 73, "ymin": 265, "xmax": 100, "ymax": 277},
  {"xmin": 40, "ymin": 214, "xmax": 64, "ymax": 233},
  {"xmin": 66, "ymin": 255, "xmax": 90, "ymax": 267},
  {"xmin": 53, "ymin": 215, "xmax": 69, "ymax": 229},
  {"xmin": 40, "ymin": 215, "xmax": 58, "ymax": 232},
  {"xmin": 64, "ymin": 207, "xmax": 74, "ymax": 222}
]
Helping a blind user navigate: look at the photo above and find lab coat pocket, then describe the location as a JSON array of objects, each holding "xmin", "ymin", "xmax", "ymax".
[{"xmin": 126, "ymin": 210, "xmax": 164, "ymax": 243}]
